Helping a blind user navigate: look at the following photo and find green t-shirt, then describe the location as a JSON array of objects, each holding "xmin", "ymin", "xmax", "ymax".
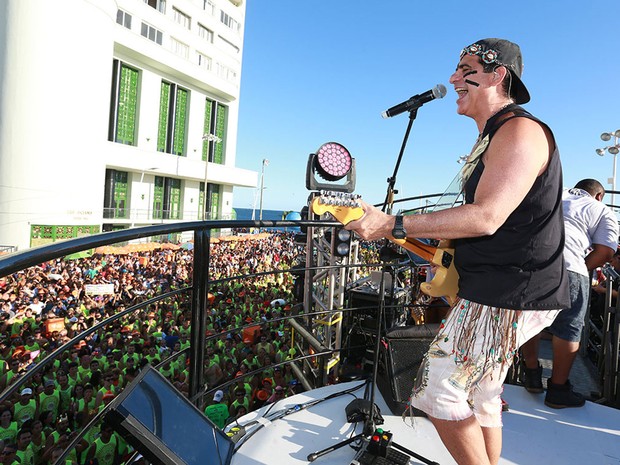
[
  {"xmin": 204, "ymin": 403, "xmax": 229, "ymax": 429},
  {"xmin": 0, "ymin": 421, "xmax": 18, "ymax": 444},
  {"xmin": 14, "ymin": 399, "xmax": 37, "ymax": 426}
]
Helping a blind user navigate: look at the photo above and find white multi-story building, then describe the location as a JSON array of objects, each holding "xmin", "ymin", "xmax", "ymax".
[{"xmin": 0, "ymin": 0, "xmax": 255, "ymax": 251}]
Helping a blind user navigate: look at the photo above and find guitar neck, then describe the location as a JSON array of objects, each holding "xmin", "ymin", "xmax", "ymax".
[
  {"xmin": 311, "ymin": 194, "xmax": 437, "ymax": 262},
  {"xmin": 390, "ymin": 236, "xmax": 436, "ymax": 262}
]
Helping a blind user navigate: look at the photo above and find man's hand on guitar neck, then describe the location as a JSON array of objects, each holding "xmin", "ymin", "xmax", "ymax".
[{"xmin": 343, "ymin": 200, "xmax": 395, "ymax": 241}]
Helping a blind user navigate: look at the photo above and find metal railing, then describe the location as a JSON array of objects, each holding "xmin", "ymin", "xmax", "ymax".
[{"xmin": 0, "ymin": 218, "xmax": 338, "ymax": 464}]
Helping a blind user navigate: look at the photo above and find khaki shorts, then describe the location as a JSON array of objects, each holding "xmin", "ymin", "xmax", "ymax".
[{"xmin": 410, "ymin": 299, "xmax": 559, "ymax": 427}]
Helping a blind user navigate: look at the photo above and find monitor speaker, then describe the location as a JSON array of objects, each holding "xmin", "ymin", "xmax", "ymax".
[
  {"xmin": 347, "ymin": 286, "xmax": 408, "ymax": 331},
  {"xmin": 377, "ymin": 324, "xmax": 439, "ymax": 415}
]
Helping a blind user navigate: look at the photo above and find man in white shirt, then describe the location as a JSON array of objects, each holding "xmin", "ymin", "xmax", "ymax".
[{"xmin": 520, "ymin": 178, "xmax": 619, "ymax": 408}]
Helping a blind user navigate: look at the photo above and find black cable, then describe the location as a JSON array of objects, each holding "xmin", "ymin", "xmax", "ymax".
[{"xmin": 233, "ymin": 381, "xmax": 366, "ymax": 452}]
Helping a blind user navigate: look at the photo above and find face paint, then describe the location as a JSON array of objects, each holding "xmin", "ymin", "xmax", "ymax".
[{"xmin": 462, "ymin": 70, "xmax": 480, "ymax": 86}]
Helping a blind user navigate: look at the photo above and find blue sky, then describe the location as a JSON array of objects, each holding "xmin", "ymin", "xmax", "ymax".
[{"xmin": 234, "ymin": 1, "xmax": 620, "ymax": 213}]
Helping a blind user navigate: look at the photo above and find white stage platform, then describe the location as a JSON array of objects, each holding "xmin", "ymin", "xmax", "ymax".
[{"xmin": 228, "ymin": 381, "xmax": 620, "ymax": 465}]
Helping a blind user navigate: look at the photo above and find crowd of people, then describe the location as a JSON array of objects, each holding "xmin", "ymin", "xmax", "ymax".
[{"xmin": 0, "ymin": 231, "xmax": 305, "ymax": 465}]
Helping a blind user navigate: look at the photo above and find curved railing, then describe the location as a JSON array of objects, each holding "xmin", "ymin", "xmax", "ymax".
[{"xmin": 0, "ymin": 216, "xmax": 402, "ymax": 464}]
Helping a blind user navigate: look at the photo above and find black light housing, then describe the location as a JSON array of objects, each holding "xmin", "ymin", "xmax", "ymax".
[{"xmin": 332, "ymin": 227, "xmax": 352, "ymax": 257}]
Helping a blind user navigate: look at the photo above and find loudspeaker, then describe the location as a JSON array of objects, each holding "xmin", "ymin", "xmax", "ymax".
[
  {"xmin": 347, "ymin": 285, "xmax": 407, "ymax": 331},
  {"xmin": 377, "ymin": 324, "xmax": 439, "ymax": 415}
]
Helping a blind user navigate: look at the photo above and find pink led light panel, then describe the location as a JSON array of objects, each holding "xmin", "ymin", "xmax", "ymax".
[{"xmin": 317, "ymin": 143, "xmax": 352, "ymax": 178}]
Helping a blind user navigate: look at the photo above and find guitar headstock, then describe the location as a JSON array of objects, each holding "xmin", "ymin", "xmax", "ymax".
[{"xmin": 310, "ymin": 190, "xmax": 364, "ymax": 225}]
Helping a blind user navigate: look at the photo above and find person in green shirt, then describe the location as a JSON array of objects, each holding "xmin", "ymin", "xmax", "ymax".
[
  {"xmin": 0, "ymin": 443, "xmax": 20, "ymax": 465},
  {"xmin": 13, "ymin": 389, "xmax": 37, "ymax": 428},
  {"xmin": 55, "ymin": 371, "xmax": 73, "ymax": 417},
  {"xmin": 204, "ymin": 390, "xmax": 229, "ymax": 429},
  {"xmin": 38, "ymin": 379, "xmax": 60, "ymax": 423},
  {"xmin": 80, "ymin": 383, "xmax": 97, "ymax": 414},
  {"xmin": 85, "ymin": 423, "xmax": 118, "ymax": 465},
  {"xmin": 228, "ymin": 389, "xmax": 250, "ymax": 418},
  {"xmin": 25, "ymin": 419, "xmax": 45, "ymax": 465},
  {"xmin": 120, "ymin": 344, "xmax": 140, "ymax": 368},
  {"xmin": 1, "ymin": 359, "xmax": 21, "ymax": 390},
  {"xmin": 0, "ymin": 408, "xmax": 17, "ymax": 447},
  {"xmin": 15, "ymin": 428, "xmax": 34, "ymax": 465}
]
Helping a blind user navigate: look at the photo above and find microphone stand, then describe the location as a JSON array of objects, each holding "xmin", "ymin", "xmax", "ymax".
[
  {"xmin": 307, "ymin": 266, "xmax": 438, "ymax": 464},
  {"xmin": 381, "ymin": 108, "xmax": 418, "ymax": 214}
]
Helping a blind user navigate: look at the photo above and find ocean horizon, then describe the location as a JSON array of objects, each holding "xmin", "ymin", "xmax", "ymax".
[
  {"xmin": 233, "ymin": 208, "xmax": 301, "ymax": 233},
  {"xmin": 233, "ymin": 207, "xmax": 299, "ymax": 221}
]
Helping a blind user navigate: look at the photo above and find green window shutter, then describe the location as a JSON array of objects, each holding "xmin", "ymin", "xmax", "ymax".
[
  {"xmin": 169, "ymin": 179, "xmax": 181, "ymax": 219},
  {"xmin": 157, "ymin": 82, "xmax": 171, "ymax": 152},
  {"xmin": 153, "ymin": 176, "xmax": 164, "ymax": 219},
  {"xmin": 113, "ymin": 171, "xmax": 128, "ymax": 219},
  {"xmin": 116, "ymin": 65, "xmax": 139, "ymax": 145},
  {"xmin": 214, "ymin": 104, "xmax": 226, "ymax": 164},
  {"xmin": 172, "ymin": 88, "xmax": 188, "ymax": 156},
  {"xmin": 202, "ymin": 99, "xmax": 213, "ymax": 161},
  {"xmin": 208, "ymin": 184, "xmax": 220, "ymax": 219}
]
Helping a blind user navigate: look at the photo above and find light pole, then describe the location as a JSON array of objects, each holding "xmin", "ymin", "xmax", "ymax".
[
  {"xmin": 201, "ymin": 133, "xmax": 222, "ymax": 220},
  {"xmin": 259, "ymin": 158, "xmax": 269, "ymax": 221},
  {"xmin": 138, "ymin": 167, "xmax": 159, "ymax": 221},
  {"xmin": 596, "ymin": 129, "xmax": 620, "ymax": 209}
]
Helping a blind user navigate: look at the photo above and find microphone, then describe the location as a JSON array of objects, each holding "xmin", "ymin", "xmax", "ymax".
[{"xmin": 381, "ymin": 84, "xmax": 447, "ymax": 118}]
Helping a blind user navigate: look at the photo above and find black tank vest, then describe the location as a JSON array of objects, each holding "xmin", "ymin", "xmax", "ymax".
[{"xmin": 454, "ymin": 105, "xmax": 570, "ymax": 310}]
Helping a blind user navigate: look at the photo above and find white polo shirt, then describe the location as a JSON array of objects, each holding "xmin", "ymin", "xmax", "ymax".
[{"xmin": 562, "ymin": 188, "xmax": 619, "ymax": 276}]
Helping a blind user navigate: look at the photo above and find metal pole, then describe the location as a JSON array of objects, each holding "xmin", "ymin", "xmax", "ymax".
[
  {"xmin": 202, "ymin": 134, "xmax": 222, "ymax": 221},
  {"xmin": 203, "ymin": 161, "xmax": 209, "ymax": 220},
  {"xmin": 188, "ymin": 227, "xmax": 209, "ymax": 405},
  {"xmin": 612, "ymin": 151, "xmax": 617, "ymax": 209},
  {"xmin": 259, "ymin": 159, "xmax": 268, "ymax": 221}
]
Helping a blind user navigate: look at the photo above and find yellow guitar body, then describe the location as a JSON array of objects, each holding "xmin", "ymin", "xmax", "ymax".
[
  {"xmin": 419, "ymin": 240, "xmax": 458, "ymax": 306},
  {"xmin": 311, "ymin": 194, "xmax": 459, "ymax": 304}
]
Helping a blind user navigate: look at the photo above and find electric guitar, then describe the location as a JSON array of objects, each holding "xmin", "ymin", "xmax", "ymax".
[{"xmin": 311, "ymin": 191, "xmax": 458, "ymax": 305}]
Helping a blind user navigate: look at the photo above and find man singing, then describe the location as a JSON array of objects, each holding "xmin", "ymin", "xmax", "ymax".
[{"xmin": 345, "ymin": 39, "xmax": 569, "ymax": 465}]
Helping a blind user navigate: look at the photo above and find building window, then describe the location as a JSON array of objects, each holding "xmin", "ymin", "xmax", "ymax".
[
  {"xmin": 153, "ymin": 176, "xmax": 181, "ymax": 220},
  {"xmin": 116, "ymin": 9, "xmax": 132, "ymax": 29},
  {"xmin": 201, "ymin": 182, "xmax": 220, "ymax": 220},
  {"xmin": 141, "ymin": 22, "xmax": 163, "ymax": 45},
  {"xmin": 103, "ymin": 169, "xmax": 129, "ymax": 219},
  {"xmin": 173, "ymin": 7, "xmax": 191, "ymax": 29},
  {"xmin": 170, "ymin": 37, "xmax": 189, "ymax": 59},
  {"xmin": 220, "ymin": 10, "xmax": 240, "ymax": 33},
  {"xmin": 203, "ymin": 0, "xmax": 215, "ymax": 15},
  {"xmin": 109, "ymin": 60, "xmax": 139, "ymax": 146},
  {"xmin": 144, "ymin": 0, "xmax": 166, "ymax": 13},
  {"xmin": 203, "ymin": 98, "xmax": 226, "ymax": 164},
  {"xmin": 218, "ymin": 35, "xmax": 240, "ymax": 54},
  {"xmin": 157, "ymin": 81, "xmax": 189, "ymax": 156},
  {"xmin": 198, "ymin": 23, "xmax": 214, "ymax": 43},
  {"xmin": 215, "ymin": 62, "xmax": 237, "ymax": 83},
  {"xmin": 196, "ymin": 51, "xmax": 212, "ymax": 70}
]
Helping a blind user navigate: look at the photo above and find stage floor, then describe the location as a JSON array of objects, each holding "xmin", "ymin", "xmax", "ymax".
[{"xmin": 229, "ymin": 381, "xmax": 620, "ymax": 465}]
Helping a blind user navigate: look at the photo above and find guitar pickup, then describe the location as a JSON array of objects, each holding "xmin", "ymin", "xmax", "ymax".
[{"xmin": 441, "ymin": 251, "xmax": 453, "ymax": 268}]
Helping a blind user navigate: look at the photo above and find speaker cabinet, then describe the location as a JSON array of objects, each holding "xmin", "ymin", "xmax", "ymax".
[
  {"xmin": 347, "ymin": 285, "xmax": 408, "ymax": 331},
  {"xmin": 377, "ymin": 324, "xmax": 439, "ymax": 415}
]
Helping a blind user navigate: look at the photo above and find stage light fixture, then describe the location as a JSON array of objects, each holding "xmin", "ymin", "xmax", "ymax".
[
  {"xmin": 306, "ymin": 142, "xmax": 356, "ymax": 192},
  {"xmin": 324, "ymin": 227, "xmax": 352, "ymax": 258},
  {"xmin": 333, "ymin": 228, "xmax": 352, "ymax": 257}
]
